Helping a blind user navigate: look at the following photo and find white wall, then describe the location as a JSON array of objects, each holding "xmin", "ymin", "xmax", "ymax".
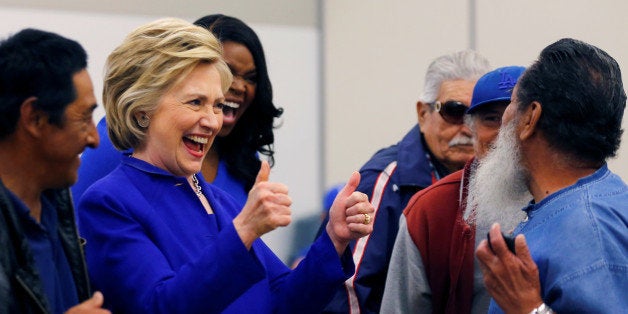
[
  {"xmin": 0, "ymin": 0, "xmax": 319, "ymax": 27},
  {"xmin": 476, "ymin": 0, "xmax": 628, "ymax": 178},
  {"xmin": 324, "ymin": 0, "xmax": 628, "ymax": 184},
  {"xmin": 324, "ymin": 0, "xmax": 472, "ymax": 183},
  {"xmin": 0, "ymin": 7, "xmax": 321, "ymax": 262}
]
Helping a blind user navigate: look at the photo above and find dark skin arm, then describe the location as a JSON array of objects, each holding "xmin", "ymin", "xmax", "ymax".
[{"xmin": 476, "ymin": 223, "xmax": 546, "ymax": 314}]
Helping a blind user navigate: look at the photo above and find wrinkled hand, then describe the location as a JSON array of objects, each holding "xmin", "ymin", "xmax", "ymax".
[
  {"xmin": 326, "ymin": 172, "xmax": 374, "ymax": 255},
  {"xmin": 65, "ymin": 292, "xmax": 111, "ymax": 314},
  {"xmin": 476, "ymin": 223, "xmax": 544, "ymax": 314},
  {"xmin": 233, "ymin": 160, "xmax": 292, "ymax": 249}
]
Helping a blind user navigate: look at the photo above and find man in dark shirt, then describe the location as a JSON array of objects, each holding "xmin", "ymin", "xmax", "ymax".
[{"xmin": 0, "ymin": 28, "xmax": 109, "ymax": 314}]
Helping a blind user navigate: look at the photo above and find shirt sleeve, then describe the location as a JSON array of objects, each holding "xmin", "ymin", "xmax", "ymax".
[
  {"xmin": 263, "ymin": 230, "xmax": 354, "ymax": 314},
  {"xmin": 545, "ymin": 260, "xmax": 628, "ymax": 313},
  {"xmin": 381, "ymin": 215, "xmax": 432, "ymax": 313}
]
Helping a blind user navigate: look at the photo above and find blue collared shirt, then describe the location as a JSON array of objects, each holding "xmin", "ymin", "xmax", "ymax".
[
  {"xmin": 489, "ymin": 164, "xmax": 628, "ymax": 313},
  {"xmin": 11, "ymin": 191, "xmax": 78, "ymax": 314}
]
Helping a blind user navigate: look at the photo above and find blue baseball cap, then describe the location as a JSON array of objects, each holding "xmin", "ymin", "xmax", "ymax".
[{"xmin": 466, "ymin": 66, "xmax": 526, "ymax": 114}]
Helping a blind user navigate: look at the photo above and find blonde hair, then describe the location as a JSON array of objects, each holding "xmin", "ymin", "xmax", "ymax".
[{"xmin": 104, "ymin": 17, "xmax": 232, "ymax": 150}]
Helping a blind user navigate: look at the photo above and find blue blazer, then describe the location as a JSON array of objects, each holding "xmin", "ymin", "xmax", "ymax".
[{"xmin": 78, "ymin": 156, "xmax": 353, "ymax": 313}]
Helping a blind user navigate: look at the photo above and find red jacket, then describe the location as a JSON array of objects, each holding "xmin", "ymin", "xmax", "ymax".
[{"xmin": 403, "ymin": 161, "xmax": 475, "ymax": 314}]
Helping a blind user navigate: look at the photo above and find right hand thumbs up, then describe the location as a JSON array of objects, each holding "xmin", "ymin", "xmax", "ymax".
[
  {"xmin": 233, "ymin": 160, "xmax": 292, "ymax": 249},
  {"xmin": 254, "ymin": 159, "xmax": 270, "ymax": 184}
]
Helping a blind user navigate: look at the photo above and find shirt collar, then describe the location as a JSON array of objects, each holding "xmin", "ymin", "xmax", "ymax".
[
  {"xmin": 7, "ymin": 189, "xmax": 57, "ymax": 231},
  {"xmin": 122, "ymin": 155, "xmax": 185, "ymax": 178},
  {"xmin": 523, "ymin": 164, "xmax": 610, "ymax": 216},
  {"xmin": 396, "ymin": 125, "xmax": 435, "ymax": 187}
]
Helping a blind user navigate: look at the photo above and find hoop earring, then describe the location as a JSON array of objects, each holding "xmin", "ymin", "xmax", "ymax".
[{"xmin": 137, "ymin": 115, "xmax": 150, "ymax": 128}]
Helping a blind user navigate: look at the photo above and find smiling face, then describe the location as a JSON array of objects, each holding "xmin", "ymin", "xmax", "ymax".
[
  {"xmin": 41, "ymin": 69, "xmax": 99, "ymax": 188},
  {"xmin": 418, "ymin": 79, "xmax": 476, "ymax": 172},
  {"xmin": 220, "ymin": 41, "xmax": 257, "ymax": 137},
  {"xmin": 133, "ymin": 62, "xmax": 225, "ymax": 177}
]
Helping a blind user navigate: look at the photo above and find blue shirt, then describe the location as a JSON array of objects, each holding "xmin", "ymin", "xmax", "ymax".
[
  {"xmin": 78, "ymin": 156, "xmax": 354, "ymax": 313},
  {"xmin": 212, "ymin": 156, "xmax": 249, "ymax": 208},
  {"xmin": 11, "ymin": 192, "xmax": 78, "ymax": 313},
  {"xmin": 489, "ymin": 165, "xmax": 628, "ymax": 313}
]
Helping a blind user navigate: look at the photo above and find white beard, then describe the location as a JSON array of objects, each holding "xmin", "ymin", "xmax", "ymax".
[{"xmin": 465, "ymin": 118, "xmax": 531, "ymax": 234}]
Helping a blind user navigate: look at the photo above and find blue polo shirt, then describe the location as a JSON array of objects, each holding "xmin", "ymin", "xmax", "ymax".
[{"xmin": 11, "ymin": 191, "xmax": 78, "ymax": 313}]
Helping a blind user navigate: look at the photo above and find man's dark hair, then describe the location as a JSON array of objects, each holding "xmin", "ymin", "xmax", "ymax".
[
  {"xmin": 194, "ymin": 14, "xmax": 284, "ymax": 191},
  {"xmin": 516, "ymin": 38, "xmax": 626, "ymax": 165},
  {"xmin": 0, "ymin": 28, "xmax": 87, "ymax": 139}
]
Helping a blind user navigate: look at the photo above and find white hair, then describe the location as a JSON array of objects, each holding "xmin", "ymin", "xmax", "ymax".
[{"xmin": 419, "ymin": 50, "xmax": 492, "ymax": 103}]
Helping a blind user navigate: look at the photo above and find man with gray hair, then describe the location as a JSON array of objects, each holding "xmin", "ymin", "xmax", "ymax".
[
  {"xmin": 322, "ymin": 50, "xmax": 491, "ymax": 314},
  {"xmin": 380, "ymin": 66, "xmax": 528, "ymax": 314}
]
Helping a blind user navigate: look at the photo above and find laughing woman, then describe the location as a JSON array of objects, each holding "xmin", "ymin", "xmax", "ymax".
[
  {"xmin": 77, "ymin": 18, "xmax": 374, "ymax": 314},
  {"xmin": 72, "ymin": 15, "xmax": 283, "ymax": 209}
]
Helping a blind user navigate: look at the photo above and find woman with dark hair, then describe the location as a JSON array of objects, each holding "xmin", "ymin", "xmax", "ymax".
[
  {"xmin": 72, "ymin": 14, "xmax": 282, "ymax": 208},
  {"xmin": 194, "ymin": 14, "xmax": 283, "ymax": 206}
]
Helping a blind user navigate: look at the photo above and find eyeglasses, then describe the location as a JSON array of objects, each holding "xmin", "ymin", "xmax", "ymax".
[{"xmin": 431, "ymin": 100, "xmax": 468, "ymax": 125}]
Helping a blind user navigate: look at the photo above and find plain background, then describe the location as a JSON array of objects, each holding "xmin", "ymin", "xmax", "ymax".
[{"xmin": 1, "ymin": 0, "xmax": 627, "ymax": 262}]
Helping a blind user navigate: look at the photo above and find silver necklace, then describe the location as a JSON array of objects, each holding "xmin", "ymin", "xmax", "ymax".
[{"xmin": 191, "ymin": 174, "xmax": 203, "ymax": 197}]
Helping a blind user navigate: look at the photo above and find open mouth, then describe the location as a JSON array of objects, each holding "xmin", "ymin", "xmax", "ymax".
[
  {"xmin": 183, "ymin": 135, "xmax": 208, "ymax": 154},
  {"xmin": 222, "ymin": 101, "xmax": 240, "ymax": 118}
]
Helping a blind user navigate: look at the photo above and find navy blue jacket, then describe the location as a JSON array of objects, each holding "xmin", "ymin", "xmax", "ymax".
[{"xmin": 323, "ymin": 125, "xmax": 444, "ymax": 313}]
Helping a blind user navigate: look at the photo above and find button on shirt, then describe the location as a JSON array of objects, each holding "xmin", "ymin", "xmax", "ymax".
[{"xmin": 11, "ymin": 192, "xmax": 78, "ymax": 314}]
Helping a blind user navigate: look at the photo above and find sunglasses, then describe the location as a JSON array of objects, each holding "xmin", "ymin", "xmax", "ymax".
[{"xmin": 431, "ymin": 100, "xmax": 468, "ymax": 125}]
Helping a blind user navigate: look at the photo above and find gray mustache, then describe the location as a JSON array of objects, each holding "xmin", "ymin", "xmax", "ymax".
[{"xmin": 448, "ymin": 135, "xmax": 473, "ymax": 147}]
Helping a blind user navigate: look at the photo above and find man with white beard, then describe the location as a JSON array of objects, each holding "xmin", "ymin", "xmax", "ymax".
[
  {"xmin": 466, "ymin": 112, "xmax": 531, "ymax": 235},
  {"xmin": 322, "ymin": 51, "xmax": 491, "ymax": 314},
  {"xmin": 476, "ymin": 38, "xmax": 628, "ymax": 314},
  {"xmin": 380, "ymin": 66, "xmax": 527, "ymax": 314}
]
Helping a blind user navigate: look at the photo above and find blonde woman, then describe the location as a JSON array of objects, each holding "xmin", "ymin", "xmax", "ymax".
[{"xmin": 77, "ymin": 18, "xmax": 374, "ymax": 313}]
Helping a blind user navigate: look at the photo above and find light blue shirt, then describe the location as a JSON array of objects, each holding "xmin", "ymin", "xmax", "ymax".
[{"xmin": 489, "ymin": 164, "xmax": 628, "ymax": 313}]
